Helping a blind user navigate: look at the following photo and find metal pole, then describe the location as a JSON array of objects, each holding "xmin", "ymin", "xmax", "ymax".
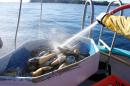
[
  {"xmin": 88, "ymin": 0, "xmax": 94, "ymax": 38},
  {"xmin": 98, "ymin": 0, "xmax": 123, "ymax": 46},
  {"xmin": 38, "ymin": 0, "xmax": 43, "ymax": 39},
  {"xmin": 40, "ymin": 0, "xmax": 43, "ymax": 30},
  {"xmin": 81, "ymin": 1, "xmax": 87, "ymax": 30},
  {"xmin": 81, "ymin": 0, "xmax": 94, "ymax": 31},
  {"xmin": 98, "ymin": 1, "xmax": 116, "ymax": 45},
  {"xmin": 97, "ymin": 0, "xmax": 123, "ymax": 75},
  {"xmin": 14, "ymin": 0, "xmax": 23, "ymax": 49},
  {"xmin": 106, "ymin": 0, "xmax": 123, "ymax": 64},
  {"xmin": 99, "ymin": 0, "xmax": 123, "ymax": 75}
]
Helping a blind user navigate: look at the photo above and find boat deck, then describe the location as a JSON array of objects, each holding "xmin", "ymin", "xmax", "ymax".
[{"xmin": 79, "ymin": 53, "xmax": 130, "ymax": 86}]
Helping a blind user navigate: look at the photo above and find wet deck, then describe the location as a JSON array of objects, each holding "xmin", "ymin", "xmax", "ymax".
[{"xmin": 79, "ymin": 53, "xmax": 130, "ymax": 86}]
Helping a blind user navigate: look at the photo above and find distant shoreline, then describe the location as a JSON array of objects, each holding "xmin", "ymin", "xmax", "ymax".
[{"xmin": 30, "ymin": 0, "xmax": 123, "ymax": 6}]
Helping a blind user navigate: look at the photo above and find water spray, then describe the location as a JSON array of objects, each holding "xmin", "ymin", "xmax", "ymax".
[{"xmin": 59, "ymin": 21, "xmax": 98, "ymax": 48}]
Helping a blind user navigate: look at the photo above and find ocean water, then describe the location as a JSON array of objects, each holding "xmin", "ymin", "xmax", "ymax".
[{"xmin": 0, "ymin": 3, "xmax": 130, "ymax": 55}]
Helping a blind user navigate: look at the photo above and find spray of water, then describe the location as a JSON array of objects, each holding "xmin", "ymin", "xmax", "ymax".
[{"xmin": 59, "ymin": 21, "xmax": 98, "ymax": 48}]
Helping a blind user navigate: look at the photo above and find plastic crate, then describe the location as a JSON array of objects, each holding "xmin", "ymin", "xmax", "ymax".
[{"xmin": 92, "ymin": 75, "xmax": 130, "ymax": 86}]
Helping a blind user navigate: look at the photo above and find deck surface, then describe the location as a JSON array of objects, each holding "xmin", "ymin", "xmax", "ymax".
[{"xmin": 79, "ymin": 53, "xmax": 130, "ymax": 86}]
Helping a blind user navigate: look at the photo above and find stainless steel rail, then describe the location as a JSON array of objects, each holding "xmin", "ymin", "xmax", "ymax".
[
  {"xmin": 97, "ymin": 0, "xmax": 123, "ymax": 75},
  {"xmin": 106, "ymin": 0, "xmax": 123, "ymax": 64},
  {"xmin": 40, "ymin": 0, "xmax": 43, "ymax": 28},
  {"xmin": 98, "ymin": 0, "xmax": 123, "ymax": 64},
  {"xmin": 14, "ymin": 0, "xmax": 23, "ymax": 49},
  {"xmin": 81, "ymin": 0, "xmax": 94, "ymax": 38},
  {"xmin": 97, "ymin": 1, "xmax": 130, "ymax": 68},
  {"xmin": 14, "ymin": 0, "xmax": 43, "ymax": 48}
]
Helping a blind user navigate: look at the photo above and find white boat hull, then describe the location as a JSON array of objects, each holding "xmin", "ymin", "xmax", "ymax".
[{"xmin": 0, "ymin": 38, "xmax": 100, "ymax": 86}]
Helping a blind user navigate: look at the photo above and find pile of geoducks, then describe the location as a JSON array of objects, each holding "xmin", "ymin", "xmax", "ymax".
[{"xmin": 28, "ymin": 47, "xmax": 90, "ymax": 77}]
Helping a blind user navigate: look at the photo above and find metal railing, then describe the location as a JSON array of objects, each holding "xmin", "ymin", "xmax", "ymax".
[
  {"xmin": 81, "ymin": 0, "xmax": 94, "ymax": 38},
  {"xmin": 98, "ymin": 0, "xmax": 123, "ymax": 64},
  {"xmin": 14, "ymin": 0, "xmax": 23, "ymax": 49},
  {"xmin": 97, "ymin": 0, "xmax": 130, "ymax": 67},
  {"xmin": 14, "ymin": 0, "xmax": 44, "ymax": 49}
]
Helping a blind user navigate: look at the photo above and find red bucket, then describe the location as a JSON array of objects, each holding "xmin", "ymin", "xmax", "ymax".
[{"xmin": 92, "ymin": 75, "xmax": 130, "ymax": 86}]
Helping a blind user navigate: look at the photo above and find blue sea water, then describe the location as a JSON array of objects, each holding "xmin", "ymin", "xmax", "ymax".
[{"xmin": 0, "ymin": 3, "xmax": 130, "ymax": 55}]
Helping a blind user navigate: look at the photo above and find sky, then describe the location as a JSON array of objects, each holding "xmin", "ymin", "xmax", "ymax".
[{"xmin": 0, "ymin": 0, "xmax": 129, "ymax": 3}]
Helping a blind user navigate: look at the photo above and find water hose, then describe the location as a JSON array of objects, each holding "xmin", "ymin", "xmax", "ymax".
[{"xmin": 109, "ymin": 4, "xmax": 130, "ymax": 14}]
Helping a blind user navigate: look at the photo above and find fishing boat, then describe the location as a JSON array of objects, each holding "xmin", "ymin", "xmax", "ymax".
[
  {"xmin": 0, "ymin": 0, "xmax": 100, "ymax": 86},
  {"xmin": 0, "ymin": 0, "xmax": 130, "ymax": 86}
]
